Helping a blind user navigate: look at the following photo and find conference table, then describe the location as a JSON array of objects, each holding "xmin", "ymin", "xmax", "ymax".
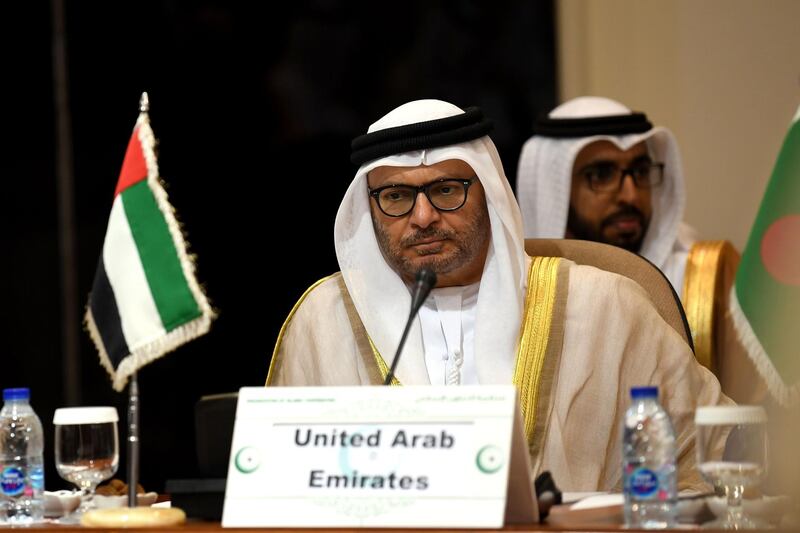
[
  {"xmin": 11, "ymin": 522, "xmax": 779, "ymax": 532},
  {"xmin": 19, "ymin": 500, "xmax": 769, "ymax": 532}
]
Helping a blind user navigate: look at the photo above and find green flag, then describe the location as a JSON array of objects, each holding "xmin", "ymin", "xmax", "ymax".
[{"xmin": 731, "ymin": 106, "xmax": 800, "ymax": 407}]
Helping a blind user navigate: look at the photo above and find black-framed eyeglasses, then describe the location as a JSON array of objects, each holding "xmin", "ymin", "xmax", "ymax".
[
  {"xmin": 579, "ymin": 162, "xmax": 665, "ymax": 193},
  {"xmin": 368, "ymin": 178, "xmax": 475, "ymax": 217}
]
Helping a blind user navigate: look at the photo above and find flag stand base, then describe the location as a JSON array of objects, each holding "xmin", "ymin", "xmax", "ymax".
[{"xmin": 80, "ymin": 506, "xmax": 186, "ymax": 528}]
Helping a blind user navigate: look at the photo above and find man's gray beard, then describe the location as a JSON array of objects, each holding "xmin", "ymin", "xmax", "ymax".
[{"xmin": 372, "ymin": 206, "xmax": 491, "ymax": 281}]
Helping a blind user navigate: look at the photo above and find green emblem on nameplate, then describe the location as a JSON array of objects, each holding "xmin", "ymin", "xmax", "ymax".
[
  {"xmin": 234, "ymin": 446, "xmax": 260, "ymax": 473},
  {"xmin": 476, "ymin": 445, "xmax": 504, "ymax": 473}
]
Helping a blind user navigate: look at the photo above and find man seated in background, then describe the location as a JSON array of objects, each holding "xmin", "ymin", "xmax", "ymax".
[
  {"xmin": 516, "ymin": 96, "xmax": 703, "ymax": 292},
  {"xmin": 516, "ymin": 96, "xmax": 760, "ymax": 403},
  {"xmin": 267, "ymin": 99, "xmax": 731, "ymax": 491}
]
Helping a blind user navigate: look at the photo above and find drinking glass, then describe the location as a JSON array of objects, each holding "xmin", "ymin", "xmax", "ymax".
[
  {"xmin": 695, "ymin": 405, "xmax": 767, "ymax": 529},
  {"xmin": 53, "ymin": 407, "xmax": 119, "ymax": 515}
]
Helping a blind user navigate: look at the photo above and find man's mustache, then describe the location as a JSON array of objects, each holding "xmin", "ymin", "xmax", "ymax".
[
  {"xmin": 601, "ymin": 205, "xmax": 645, "ymax": 230},
  {"xmin": 401, "ymin": 227, "xmax": 455, "ymax": 247}
]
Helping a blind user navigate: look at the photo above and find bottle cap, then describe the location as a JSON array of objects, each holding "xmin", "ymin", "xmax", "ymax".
[
  {"xmin": 630, "ymin": 386, "xmax": 658, "ymax": 399},
  {"xmin": 53, "ymin": 406, "xmax": 119, "ymax": 425},
  {"xmin": 695, "ymin": 405, "xmax": 767, "ymax": 425},
  {"xmin": 3, "ymin": 388, "xmax": 30, "ymax": 401}
]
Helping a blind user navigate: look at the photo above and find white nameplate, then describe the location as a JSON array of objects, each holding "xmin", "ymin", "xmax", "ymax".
[{"xmin": 222, "ymin": 385, "xmax": 536, "ymax": 528}]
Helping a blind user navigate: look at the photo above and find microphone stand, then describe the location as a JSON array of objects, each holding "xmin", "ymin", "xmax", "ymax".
[
  {"xmin": 384, "ymin": 268, "xmax": 437, "ymax": 385},
  {"xmin": 383, "ymin": 312, "xmax": 417, "ymax": 385}
]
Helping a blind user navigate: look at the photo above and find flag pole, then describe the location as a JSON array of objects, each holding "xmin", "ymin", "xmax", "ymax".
[
  {"xmin": 126, "ymin": 92, "xmax": 148, "ymax": 508},
  {"xmin": 127, "ymin": 371, "xmax": 140, "ymax": 507}
]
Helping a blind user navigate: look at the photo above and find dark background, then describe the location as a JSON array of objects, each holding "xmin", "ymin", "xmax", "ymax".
[{"xmin": 4, "ymin": 0, "xmax": 556, "ymax": 492}]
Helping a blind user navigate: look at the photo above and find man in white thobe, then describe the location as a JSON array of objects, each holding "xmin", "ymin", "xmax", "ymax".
[{"xmin": 268, "ymin": 99, "xmax": 731, "ymax": 491}]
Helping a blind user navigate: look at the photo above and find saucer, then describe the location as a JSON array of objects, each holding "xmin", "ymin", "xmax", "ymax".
[
  {"xmin": 706, "ymin": 495, "xmax": 791, "ymax": 524},
  {"xmin": 43, "ymin": 490, "xmax": 81, "ymax": 518}
]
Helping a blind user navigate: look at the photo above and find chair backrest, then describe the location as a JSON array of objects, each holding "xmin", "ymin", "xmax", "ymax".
[
  {"xmin": 195, "ymin": 392, "xmax": 238, "ymax": 478},
  {"xmin": 682, "ymin": 240, "xmax": 739, "ymax": 373},
  {"xmin": 682, "ymin": 240, "xmax": 768, "ymax": 404},
  {"xmin": 524, "ymin": 238, "xmax": 693, "ymax": 350}
]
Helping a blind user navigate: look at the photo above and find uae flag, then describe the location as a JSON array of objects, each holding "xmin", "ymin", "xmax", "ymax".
[
  {"xmin": 86, "ymin": 103, "xmax": 214, "ymax": 391},
  {"xmin": 731, "ymin": 106, "xmax": 800, "ymax": 407}
]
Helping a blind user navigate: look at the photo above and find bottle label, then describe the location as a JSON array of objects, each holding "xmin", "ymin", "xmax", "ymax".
[
  {"xmin": 629, "ymin": 467, "xmax": 659, "ymax": 498},
  {"xmin": 29, "ymin": 466, "xmax": 44, "ymax": 491},
  {"xmin": 0, "ymin": 467, "xmax": 25, "ymax": 496}
]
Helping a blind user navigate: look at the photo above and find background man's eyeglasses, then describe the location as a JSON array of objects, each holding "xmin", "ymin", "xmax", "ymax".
[
  {"xmin": 368, "ymin": 178, "xmax": 474, "ymax": 217},
  {"xmin": 580, "ymin": 162, "xmax": 665, "ymax": 192}
]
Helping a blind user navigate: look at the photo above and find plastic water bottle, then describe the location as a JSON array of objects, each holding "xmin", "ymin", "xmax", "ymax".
[
  {"xmin": 0, "ymin": 388, "xmax": 44, "ymax": 524},
  {"xmin": 622, "ymin": 386, "xmax": 677, "ymax": 529}
]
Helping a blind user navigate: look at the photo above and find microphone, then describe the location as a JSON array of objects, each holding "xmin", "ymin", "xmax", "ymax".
[{"xmin": 383, "ymin": 268, "xmax": 437, "ymax": 385}]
